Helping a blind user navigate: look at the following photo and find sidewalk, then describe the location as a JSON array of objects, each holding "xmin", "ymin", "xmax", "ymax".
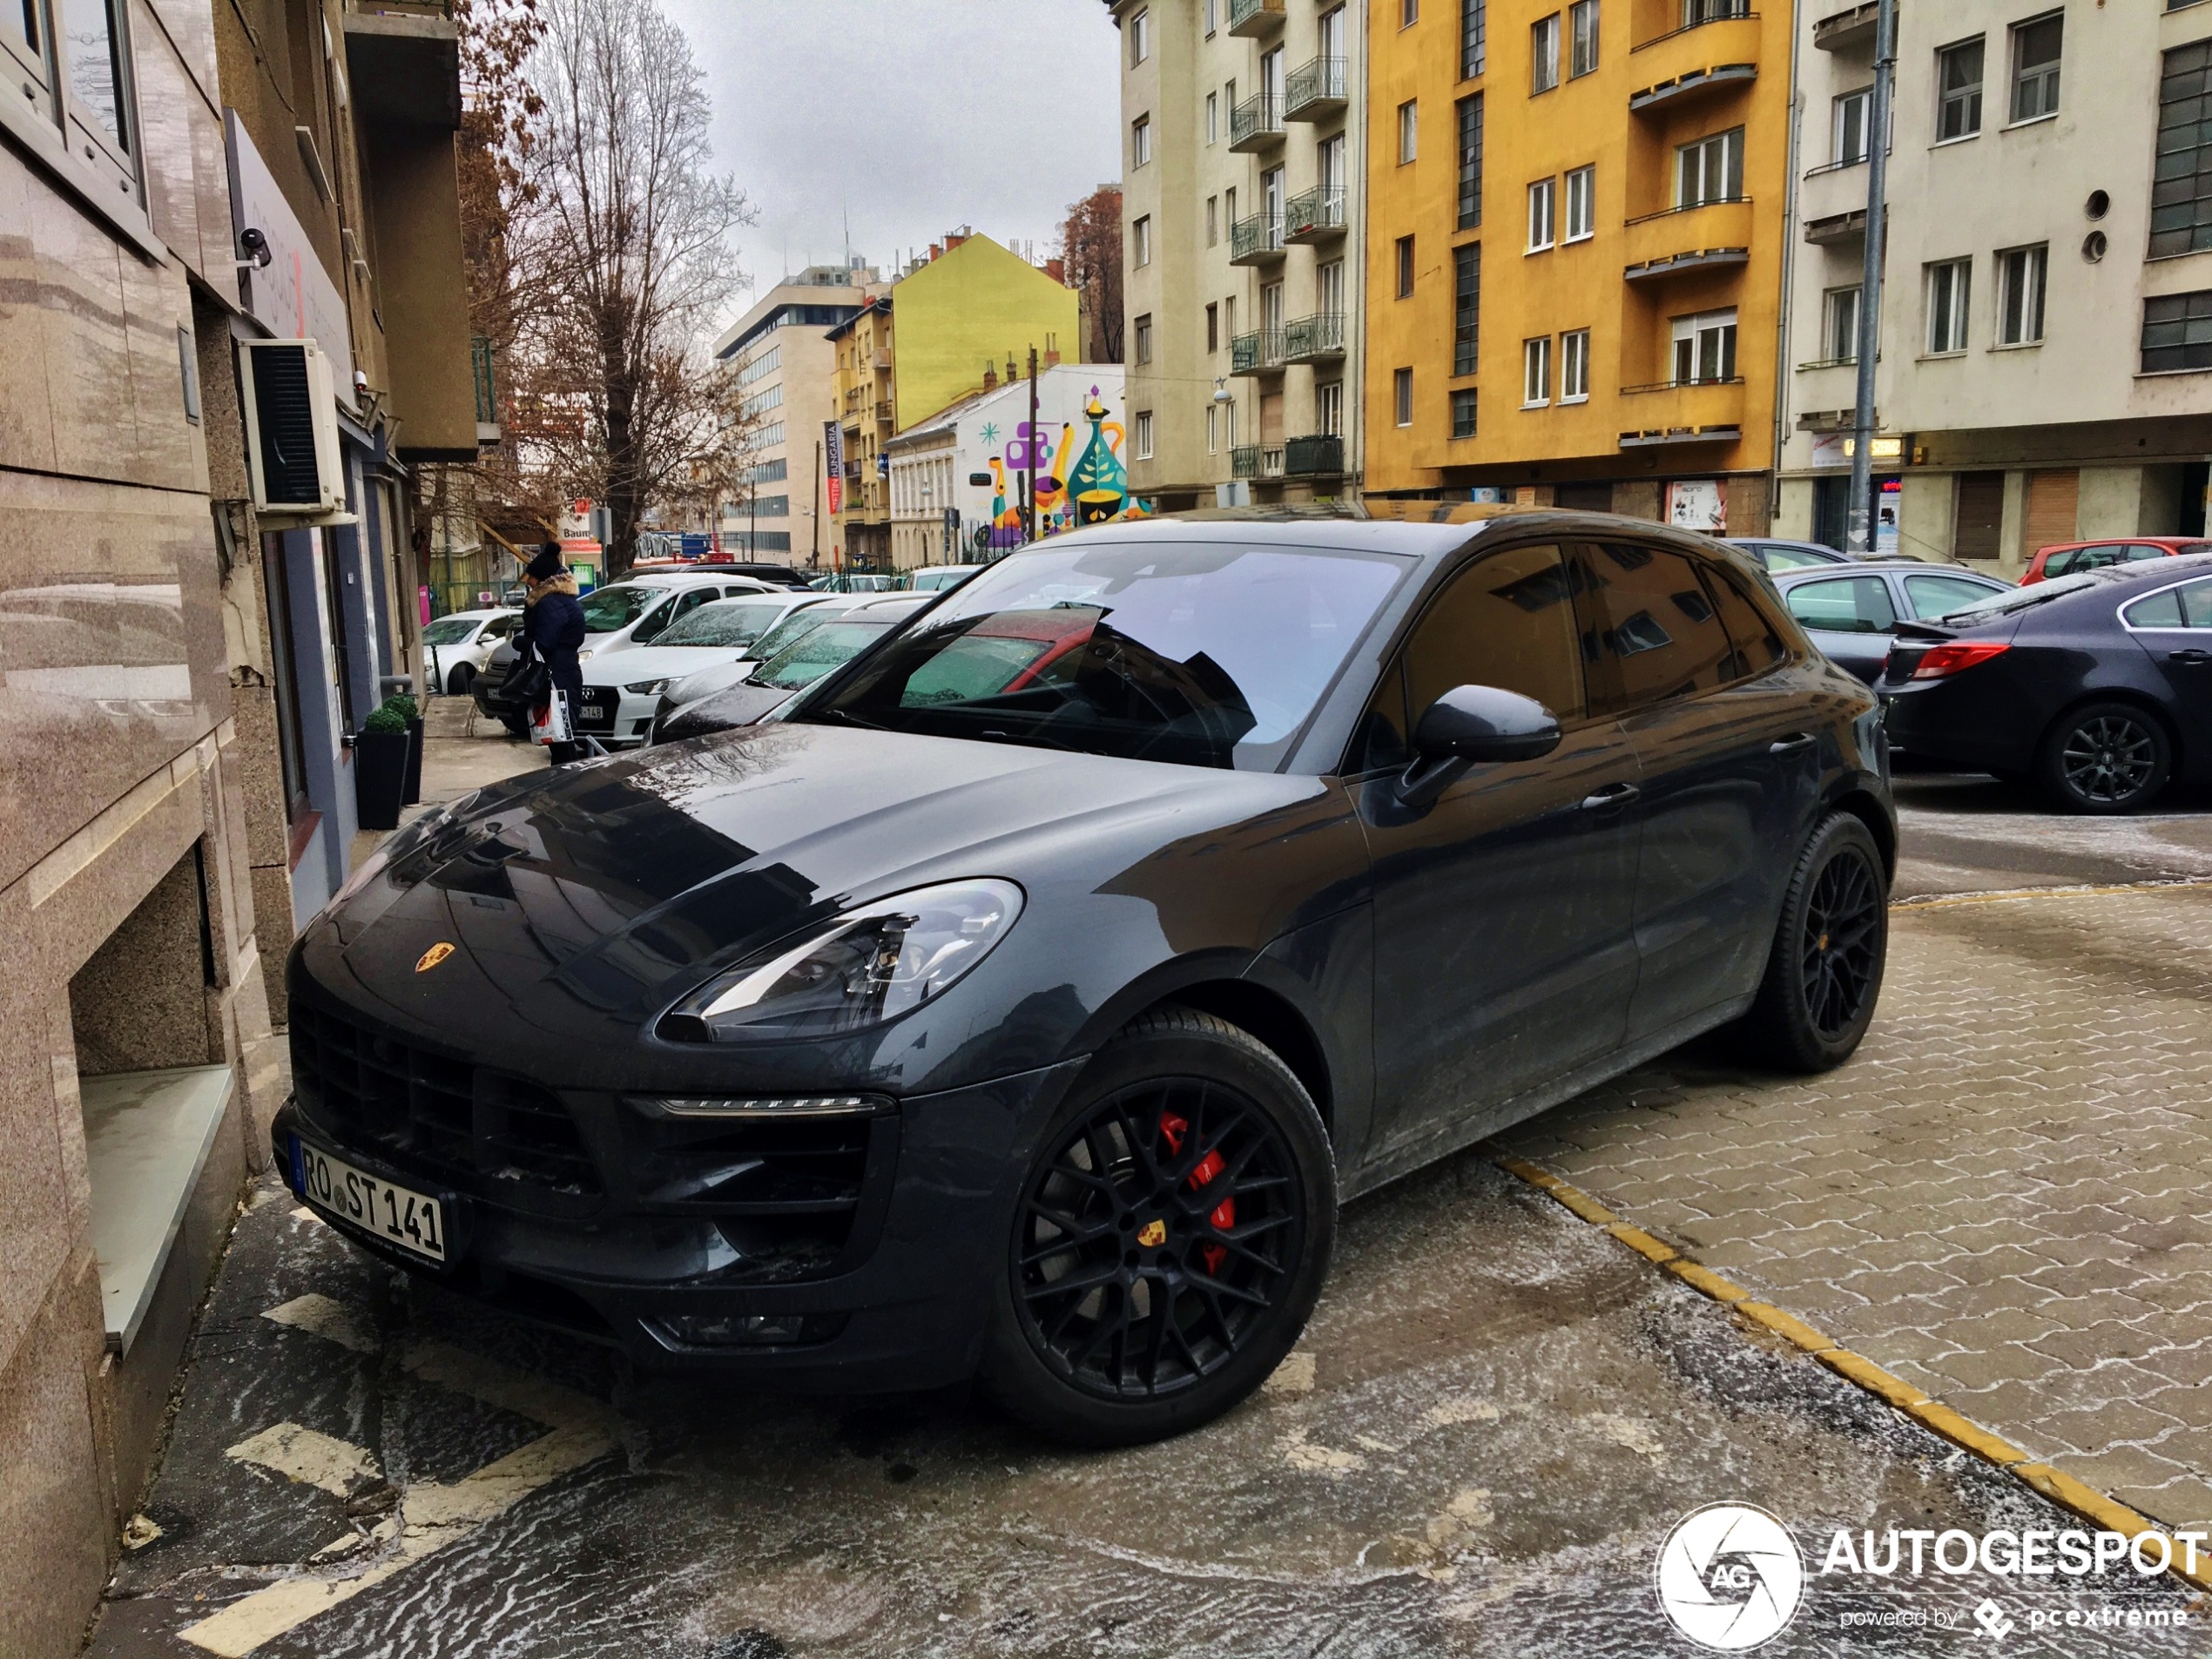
[{"xmin": 348, "ymin": 695, "xmax": 548, "ymax": 868}]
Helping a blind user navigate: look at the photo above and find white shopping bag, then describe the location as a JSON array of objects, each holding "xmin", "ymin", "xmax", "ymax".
[{"xmin": 530, "ymin": 689, "xmax": 572, "ymax": 745}]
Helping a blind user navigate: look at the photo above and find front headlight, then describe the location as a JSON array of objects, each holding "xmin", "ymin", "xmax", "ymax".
[
  {"xmin": 659, "ymin": 879, "xmax": 1024, "ymax": 1042},
  {"xmin": 624, "ymin": 678, "xmax": 670, "ymax": 695}
]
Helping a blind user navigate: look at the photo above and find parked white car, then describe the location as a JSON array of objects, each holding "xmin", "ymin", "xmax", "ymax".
[
  {"xmin": 573, "ymin": 591, "xmax": 834, "ymax": 745},
  {"xmin": 907, "ymin": 563, "xmax": 987, "ymax": 593},
  {"xmin": 420, "ymin": 609, "xmax": 523, "ymax": 695}
]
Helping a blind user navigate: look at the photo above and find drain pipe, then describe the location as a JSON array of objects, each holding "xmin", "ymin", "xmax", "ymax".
[{"xmin": 1846, "ymin": 0, "xmax": 1896, "ymax": 554}]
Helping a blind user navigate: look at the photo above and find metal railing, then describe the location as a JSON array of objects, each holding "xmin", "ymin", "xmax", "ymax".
[
  {"xmin": 1285, "ymin": 186, "xmax": 1348, "ymax": 239},
  {"xmin": 1285, "ymin": 434, "xmax": 1345, "ymax": 477},
  {"xmin": 1231, "ymin": 329, "xmax": 1288, "ymax": 374},
  {"xmin": 1230, "ymin": 91, "xmax": 1285, "ymax": 148},
  {"xmin": 1227, "ymin": 0, "xmax": 1285, "ymax": 33},
  {"xmin": 1231, "ymin": 444, "xmax": 1260, "ymax": 479},
  {"xmin": 1284, "ymin": 312, "xmax": 1346, "ymax": 360},
  {"xmin": 1285, "ymin": 56, "xmax": 1347, "ymax": 118},
  {"xmin": 1230, "ymin": 211, "xmax": 1287, "ymax": 262}
]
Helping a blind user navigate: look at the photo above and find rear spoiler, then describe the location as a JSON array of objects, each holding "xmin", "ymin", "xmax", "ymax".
[{"xmin": 1892, "ymin": 620, "xmax": 1958, "ymax": 642}]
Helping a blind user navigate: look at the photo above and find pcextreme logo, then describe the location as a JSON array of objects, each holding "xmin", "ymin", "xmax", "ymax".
[{"xmin": 1656, "ymin": 1503, "xmax": 1807, "ymax": 1650}]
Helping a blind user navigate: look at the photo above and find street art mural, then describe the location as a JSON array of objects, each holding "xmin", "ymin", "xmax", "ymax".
[{"xmin": 974, "ymin": 385, "xmax": 1150, "ymax": 554}]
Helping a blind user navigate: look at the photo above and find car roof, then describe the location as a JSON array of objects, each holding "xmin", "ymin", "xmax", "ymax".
[
  {"xmin": 2040, "ymin": 536, "xmax": 2207, "ymax": 551},
  {"xmin": 437, "ymin": 607, "xmax": 516, "ymax": 620},
  {"xmin": 1026, "ymin": 503, "xmax": 1746, "ymax": 564},
  {"xmin": 1770, "ymin": 560, "xmax": 2001, "ymax": 580}
]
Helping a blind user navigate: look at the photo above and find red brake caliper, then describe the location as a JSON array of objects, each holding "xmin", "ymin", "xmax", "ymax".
[{"xmin": 1158, "ymin": 1112, "xmax": 1234, "ymax": 1276}]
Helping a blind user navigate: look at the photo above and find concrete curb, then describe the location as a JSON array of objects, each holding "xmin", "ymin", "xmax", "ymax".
[
  {"xmin": 1890, "ymin": 876, "xmax": 2212, "ymax": 912},
  {"xmin": 1485, "ymin": 1145, "xmax": 2212, "ymax": 1596}
]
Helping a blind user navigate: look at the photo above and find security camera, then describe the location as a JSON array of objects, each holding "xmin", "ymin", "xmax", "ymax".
[
  {"xmin": 354, "ymin": 369, "xmax": 368, "ymax": 394},
  {"xmin": 235, "ymin": 226, "xmax": 272, "ymax": 270}
]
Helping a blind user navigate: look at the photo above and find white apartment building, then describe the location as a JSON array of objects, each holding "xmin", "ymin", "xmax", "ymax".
[
  {"xmin": 711, "ymin": 263, "xmax": 888, "ymax": 567},
  {"xmin": 1777, "ymin": 1, "xmax": 2212, "ymax": 569},
  {"xmin": 1112, "ymin": 0, "xmax": 1367, "ymax": 506}
]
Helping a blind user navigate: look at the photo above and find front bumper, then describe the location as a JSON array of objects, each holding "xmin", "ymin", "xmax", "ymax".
[{"xmin": 273, "ymin": 1051, "xmax": 1088, "ymax": 1392}]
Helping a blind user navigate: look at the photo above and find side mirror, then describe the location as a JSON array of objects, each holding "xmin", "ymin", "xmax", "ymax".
[{"xmin": 1396, "ymin": 685, "xmax": 1561, "ymax": 808}]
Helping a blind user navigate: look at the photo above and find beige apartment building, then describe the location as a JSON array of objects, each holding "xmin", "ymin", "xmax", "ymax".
[
  {"xmin": 1777, "ymin": 0, "xmax": 2212, "ymax": 569},
  {"xmin": 711, "ymin": 263, "xmax": 888, "ymax": 569},
  {"xmin": 1112, "ymin": 0, "xmax": 1367, "ymax": 507}
]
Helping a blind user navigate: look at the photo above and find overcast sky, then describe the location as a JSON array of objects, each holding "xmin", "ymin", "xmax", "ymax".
[{"xmin": 660, "ymin": 0, "xmax": 1123, "ymax": 311}]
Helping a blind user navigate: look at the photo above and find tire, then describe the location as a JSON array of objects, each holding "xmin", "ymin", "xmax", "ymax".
[
  {"xmin": 2034, "ymin": 701, "xmax": 2172, "ymax": 814},
  {"xmin": 1736, "ymin": 813, "xmax": 1888, "ymax": 1073},
  {"xmin": 981, "ymin": 1007, "xmax": 1336, "ymax": 1447},
  {"xmin": 446, "ymin": 663, "xmax": 475, "ymax": 697}
]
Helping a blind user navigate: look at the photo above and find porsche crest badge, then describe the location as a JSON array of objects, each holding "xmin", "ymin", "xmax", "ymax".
[
  {"xmin": 415, "ymin": 941, "xmax": 456, "ymax": 973},
  {"xmin": 1136, "ymin": 1218, "xmax": 1167, "ymax": 1249}
]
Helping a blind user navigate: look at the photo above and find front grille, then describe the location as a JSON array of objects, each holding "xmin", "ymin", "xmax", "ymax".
[{"xmin": 290, "ymin": 1002, "xmax": 604, "ymax": 1199}]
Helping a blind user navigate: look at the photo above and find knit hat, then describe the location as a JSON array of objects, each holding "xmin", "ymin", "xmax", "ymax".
[{"xmin": 525, "ymin": 542, "xmax": 564, "ymax": 581}]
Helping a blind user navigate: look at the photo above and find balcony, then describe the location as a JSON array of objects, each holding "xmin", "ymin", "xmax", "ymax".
[
  {"xmin": 1804, "ymin": 207, "xmax": 1867, "ymax": 246},
  {"xmin": 1230, "ymin": 329, "xmax": 1288, "ymax": 374},
  {"xmin": 1227, "ymin": 0, "xmax": 1285, "ymax": 37},
  {"xmin": 1285, "ymin": 56, "xmax": 1347, "ymax": 121},
  {"xmin": 1230, "ymin": 444, "xmax": 1260, "ymax": 479},
  {"xmin": 1285, "ymin": 186, "xmax": 1348, "ymax": 243},
  {"xmin": 874, "ymin": 400, "xmax": 894, "ymax": 425},
  {"xmin": 1230, "ymin": 92, "xmax": 1285, "ymax": 152},
  {"xmin": 1283, "ymin": 312, "xmax": 1346, "ymax": 362},
  {"xmin": 1812, "ymin": 2, "xmax": 1878, "ymax": 51},
  {"xmin": 1622, "ymin": 197, "xmax": 1755, "ymax": 282},
  {"xmin": 1616, "ymin": 377, "xmax": 1747, "ymax": 448},
  {"xmin": 1285, "ymin": 434, "xmax": 1345, "ymax": 478},
  {"xmin": 1230, "ymin": 212, "xmax": 1287, "ymax": 266},
  {"xmin": 1629, "ymin": 61, "xmax": 1758, "ymax": 115}
]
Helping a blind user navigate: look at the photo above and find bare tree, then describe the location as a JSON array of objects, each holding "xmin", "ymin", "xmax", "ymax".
[
  {"xmin": 1062, "ymin": 185, "xmax": 1124, "ymax": 365},
  {"xmin": 509, "ymin": 0, "xmax": 757, "ymax": 575}
]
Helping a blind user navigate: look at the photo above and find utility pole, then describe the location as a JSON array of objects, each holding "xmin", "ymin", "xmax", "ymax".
[
  {"xmin": 1025, "ymin": 345, "xmax": 1039, "ymax": 545},
  {"xmin": 1847, "ymin": 0, "xmax": 1897, "ymax": 555}
]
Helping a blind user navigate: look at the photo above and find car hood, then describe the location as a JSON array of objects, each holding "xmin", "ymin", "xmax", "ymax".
[
  {"xmin": 580, "ymin": 644, "xmax": 743, "ymax": 687},
  {"xmin": 296, "ymin": 723, "xmax": 1328, "ymax": 1088},
  {"xmin": 655, "ymin": 678, "xmax": 792, "ymax": 738}
]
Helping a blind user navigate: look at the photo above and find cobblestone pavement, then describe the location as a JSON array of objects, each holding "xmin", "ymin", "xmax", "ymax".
[{"xmin": 1505, "ymin": 880, "xmax": 2212, "ymax": 1536}]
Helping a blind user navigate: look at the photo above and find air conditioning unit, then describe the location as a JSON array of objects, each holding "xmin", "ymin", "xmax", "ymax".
[{"xmin": 238, "ymin": 339, "xmax": 347, "ymax": 518}]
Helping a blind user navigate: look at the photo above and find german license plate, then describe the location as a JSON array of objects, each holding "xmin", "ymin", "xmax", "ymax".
[
  {"xmin": 293, "ymin": 1136, "xmax": 448, "ymax": 1263},
  {"xmin": 577, "ymin": 689, "xmax": 614, "ymax": 725}
]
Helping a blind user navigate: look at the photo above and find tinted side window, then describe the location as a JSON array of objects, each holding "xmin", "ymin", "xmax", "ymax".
[
  {"xmin": 1580, "ymin": 543, "xmax": 1737, "ymax": 715},
  {"xmin": 2123, "ymin": 577, "xmax": 2212, "ymax": 629},
  {"xmin": 1703, "ymin": 561, "xmax": 1788, "ymax": 674},
  {"xmin": 1404, "ymin": 543, "xmax": 1588, "ymax": 725},
  {"xmin": 1904, "ymin": 574, "xmax": 2002, "ymax": 619},
  {"xmin": 1785, "ymin": 576, "xmax": 1897, "ymax": 635},
  {"xmin": 2041, "ymin": 550, "xmax": 2080, "ymax": 578}
]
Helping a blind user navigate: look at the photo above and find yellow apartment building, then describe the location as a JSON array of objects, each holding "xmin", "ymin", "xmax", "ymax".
[{"xmin": 1364, "ymin": 0, "xmax": 1790, "ymax": 533}]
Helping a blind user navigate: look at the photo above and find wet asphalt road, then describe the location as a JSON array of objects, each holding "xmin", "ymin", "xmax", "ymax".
[{"xmin": 84, "ymin": 778, "xmax": 2212, "ymax": 1659}]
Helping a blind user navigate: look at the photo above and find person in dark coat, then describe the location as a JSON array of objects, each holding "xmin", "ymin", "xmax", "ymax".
[{"xmin": 521, "ymin": 542, "xmax": 589, "ymax": 764}]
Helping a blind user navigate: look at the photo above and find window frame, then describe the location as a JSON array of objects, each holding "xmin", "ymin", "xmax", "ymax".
[
  {"xmin": 1450, "ymin": 387, "xmax": 1479, "ymax": 439},
  {"xmin": 1670, "ymin": 307, "xmax": 1738, "ymax": 383},
  {"xmin": 1925, "ymin": 258, "xmax": 1973, "ymax": 355},
  {"xmin": 1394, "ymin": 366, "xmax": 1414, "ymax": 426},
  {"xmin": 1526, "ymin": 176, "xmax": 1556, "ymax": 252},
  {"xmin": 1568, "ymin": 0, "xmax": 1598, "ymax": 78},
  {"xmin": 2141, "ymin": 288, "xmax": 2212, "ymax": 374},
  {"xmin": 1936, "ymin": 35, "xmax": 1985, "ymax": 143},
  {"xmin": 1823, "ymin": 284, "xmax": 1862, "ymax": 364},
  {"xmin": 1399, "ymin": 98, "xmax": 1419, "ymax": 163},
  {"xmin": 1132, "ymin": 213, "xmax": 1152, "ymax": 267},
  {"xmin": 1522, "ymin": 334, "xmax": 1551, "ymax": 407},
  {"xmin": 1134, "ymin": 410, "xmax": 1155, "ymax": 460},
  {"xmin": 1453, "ymin": 241, "xmax": 1480, "ymax": 375},
  {"xmin": 1562, "ymin": 163, "xmax": 1595, "ymax": 242},
  {"xmin": 1833, "ymin": 85, "xmax": 1872, "ymax": 165},
  {"xmin": 1456, "ymin": 91, "xmax": 1485, "ymax": 229},
  {"xmin": 1675, "ymin": 126, "xmax": 1744, "ymax": 207},
  {"xmin": 0, "ymin": 0, "xmax": 160, "ymax": 258},
  {"xmin": 1560, "ymin": 327, "xmax": 1590, "ymax": 401},
  {"xmin": 2154, "ymin": 40, "xmax": 2212, "ymax": 259},
  {"xmin": 1206, "ymin": 91, "xmax": 1218, "ymax": 145},
  {"xmin": 1395, "ymin": 233, "xmax": 1417, "ymax": 298},
  {"xmin": 1131, "ymin": 113, "xmax": 1152, "ymax": 167},
  {"xmin": 1461, "ymin": 0, "xmax": 1487, "ymax": 78},
  {"xmin": 2007, "ymin": 10, "xmax": 2062, "ymax": 125},
  {"xmin": 1994, "ymin": 243, "xmax": 2047, "ymax": 347},
  {"xmin": 1532, "ymin": 12, "xmax": 1560, "ymax": 93},
  {"xmin": 1134, "ymin": 313, "xmax": 1154, "ymax": 365},
  {"xmin": 1129, "ymin": 8, "xmax": 1150, "ymax": 66}
]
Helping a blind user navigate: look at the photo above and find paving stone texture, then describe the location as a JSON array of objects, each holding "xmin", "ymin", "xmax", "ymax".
[{"xmin": 1504, "ymin": 882, "xmax": 2212, "ymax": 1534}]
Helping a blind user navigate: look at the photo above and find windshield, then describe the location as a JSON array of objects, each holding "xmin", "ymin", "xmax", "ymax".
[
  {"xmin": 796, "ymin": 540, "xmax": 1409, "ymax": 771},
  {"xmin": 745, "ymin": 604, "xmax": 841, "ymax": 662},
  {"xmin": 1939, "ymin": 570, "xmax": 2104, "ymax": 622},
  {"xmin": 422, "ymin": 617, "xmax": 480, "ymax": 645},
  {"xmin": 754, "ymin": 617, "xmax": 900, "ymax": 689},
  {"xmin": 579, "ymin": 584, "xmax": 663, "ymax": 633},
  {"xmin": 658, "ymin": 600, "xmax": 789, "ymax": 649}
]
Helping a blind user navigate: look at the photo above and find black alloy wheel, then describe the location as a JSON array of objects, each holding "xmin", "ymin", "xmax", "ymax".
[
  {"xmin": 2040, "ymin": 704, "xmax": 2171, "ymax": 814},
  {"xmin": 984, "ymin": 1008, "xmax": 1334, "ymax": 1445},
  {"xmin": 1735, "ymin": 813, "xmax": 1889, "ymax": 1073},
  {"xmin": 447, "ymin": 663, "xmax": 476, "ymax": 696}
]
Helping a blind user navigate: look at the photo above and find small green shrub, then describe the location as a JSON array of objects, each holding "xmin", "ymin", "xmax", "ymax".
[
  {"xmin": 362, "ymin": 706, "xmax": 409, "ymax": 736},
  {"xmin": 379, "ymin": 693, "xmax": 419, "ymax": 722}
]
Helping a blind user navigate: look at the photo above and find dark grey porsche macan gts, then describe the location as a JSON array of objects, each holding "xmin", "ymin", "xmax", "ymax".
[{"xmin": 278, "ymin": 509, "xmax": 1895, "ymax": 1444}]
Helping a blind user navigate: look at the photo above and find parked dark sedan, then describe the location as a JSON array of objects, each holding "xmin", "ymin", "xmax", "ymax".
[
  {"xmin": 275, "ymin": 510, "xmax": 1894, "ymax": 1445},
  {"xmin": 1772, "ymin": 562, "xmax": 2012, "ymax": 684},
  {"xmin": 1879, "ymin": 553, "xmax": 2212, "ymax": 813}
]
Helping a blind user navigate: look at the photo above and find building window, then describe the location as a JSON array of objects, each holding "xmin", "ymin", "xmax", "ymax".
[
  {"xmin": 1453, "ymin": 242, "xmax": 1480, "ymax": 374},
  {"xmin": 1135, "ymin": 314, "xmax": 1154, "ymax": 364},
  {"xmin": 1132, "ymin": 115, "xmax": 1152, "ymax": 167},
  {"xmin": 1461, "ymin": 0, "xmax": 1486, "ymax": 78},
  {"xmin": 1996, "ymin": 244, "xmax": 2047, "ymax": 345},
  {"xmin": 1683, "ymin": 0, "xmax": 1749, "ymax": 19},
  {"xmin": 1133, "ymin": 214, "xmax": 1152, "ymax": 266},
  {"xmin": 1568, "ymin": 0, "xmax": 1598, "ymax": 78},
  {"xmin": 1135, "ymin": 410, "xmax": 1155, "ymax": 459},
  {"xmin": 2142, "ymin": 289, "xmax": 2212, "ymax": 373},
  {"xmin": 63, "ymin": 0, "xmax": 132, "ymax": 159},
  {"xmin": 2010, "ymin": 12, "xmax": 2061, "ymax": 124},
  {"xmin": 1207, "ymin": 402, "xmax": 1219, "ymax": 452},
  {"xmin": 1824, "ymin": 285, "xmax": 1861, "ymax": 362},
  {"xmin": 1318, "ymin": 380, "xmax": 1344, "ymax": 435},
  {"xmin": 1522, "ymin": 336, "xmax": 1551, "ymax": 405},
  {"xmin": 1532, "ymin": 13, "xmax": 1559, "ymax": 93},
  {"xmin": 1834, "ymin": 87, "xmax": 1871, "ymax": 165},
  {"xmin": 1206, "ymin": 301, "xmax": 1219, "ymax": 353},
  {"xmin": 1399, "ymin": 98, "xmax": 1419, "ymax": 163},
  {"xmin": 2156, "ymin": 41, "xmax": 2212, "ymax": 258},
  {"xmin": 1402, "ymin": 0, "xmax": 1419, "ymax": 24},
  {"xmin": 1319, "ymin": 131, "xmax": 1347, "ymax": 202},
  {"xmin": 1130, "ymin": 8, "xmax": 1149, "ymax": 65},
  {"xmin": 1563, "ymin": 164, "xmax": 1594, "ymax": 241},
  {"xmin": 1676, "ymin": 127, "xmax": 1743, "ymax": 206},
  {"xmin": 1206, "ymin": 195, "xmax": 1218, "ymax": 246},
  {"xmin": 1396, "ymin": 233, "xmax": 1416, "ymax": 297},
  {"xmin": 1205, "ymin": 0, "xmax": 1217, "ymax": 34},
  {"xmin": 1560, "ymin": 328, "xmax": 1589, "ymax": 401},
  {"xmin": 1671, "ymin": 307, "xmax": 1737, "ymax": 382},
  {"xmin": 1937, "ymin": 37, "xmax": 1984, "ymax": 141},
  {"xmin": 1456, "ymin": 94, "xmax": 1485, "ymax": 228},
  {"xmin": 1526, "ymin": 177, "xmax": 1555, "ymax": 251},
  {"xmin": 1318, "ymin": 255, "xmax": 1345, "ymax": 315},
  {"xmin": 1926, "ymin": 258, "xmax": 1972, "ymax": 354},
  {"xmin": 1394, "ymin": 366, "xmax": 1414, "ymax": 426},
  {"xmin": 1451, "ymin": 388, "xmax": 1479, "ymax": 438},
  {"xmin": 1206, "ymin": 91, "xmax": 1218, "ymax": 144}
]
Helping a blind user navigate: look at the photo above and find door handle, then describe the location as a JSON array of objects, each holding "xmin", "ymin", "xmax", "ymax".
[
  {"xmin": 2170, "ymin": 649, "xmax": 2212, "ymax": 665},
  {"xmin": 1769, "ymin": 732, "xmax": 1817, "ymax": 754},
  {"xmin": 1581, "ymin": 782, "xmax": 1641, "ymax": 812}
]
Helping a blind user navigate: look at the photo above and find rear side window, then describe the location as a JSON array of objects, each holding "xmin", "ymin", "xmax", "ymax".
[
  {"xmin": 2123, "ymin": 577, "xmax": 2212, "ymax": 629},
  {"xmin": 2127, "ymin": 544, "xmax": 2169, "ymax": 563},
  {"xmin": 1403, "ymin": 543, "xmax": 1588, "ymax": 726},
  {"xmin": 1579, "ymin": 543, "xmax": 1737, "ymax": 714},
  {"xmin": 2040, "ymin": 549, "xmax": 2080, "ymax": 578},
  {"xmin": 1761, "ymin": 546, "xmax": 1831, "ymax": 571},
  {"xmin": 1703, "ymin": 562, "xmax": 1789, "ymax": 673},
  {"xmin": 1785, "ymin": 576, "xmax": 1898, "ymax": 635},
  {"xmin": 1905, "ymin": 574, "xmax": 2004, "ymax": 619}
]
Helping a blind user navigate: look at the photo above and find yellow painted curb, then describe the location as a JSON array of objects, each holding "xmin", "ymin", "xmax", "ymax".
[{"xmin": 1484, "ymin": 1148, "xmax": 2209, "ymax": 1598}]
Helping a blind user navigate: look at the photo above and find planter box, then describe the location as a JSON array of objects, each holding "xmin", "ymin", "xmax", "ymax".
[{"xmin": 354, "ymin": 729, "xmax": 410, "ymax": 831}]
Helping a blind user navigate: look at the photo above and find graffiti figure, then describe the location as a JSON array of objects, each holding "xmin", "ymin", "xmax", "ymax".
[{"xmin": 1069, "ymin": 387, "xmax": 1130, "ymax": 525}]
